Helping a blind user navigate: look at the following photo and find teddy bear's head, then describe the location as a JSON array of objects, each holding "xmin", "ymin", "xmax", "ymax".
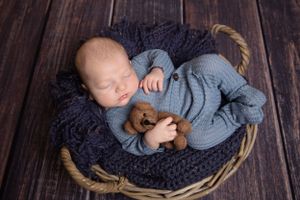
[{"xmin": 126, "ymin": 102, "xmax": 158, "ymax": 133}]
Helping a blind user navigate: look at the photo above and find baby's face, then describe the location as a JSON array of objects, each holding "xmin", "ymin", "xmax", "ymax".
[{"xmin": 83, "ymin": 53, "xmax": 139, "ymax": 108}]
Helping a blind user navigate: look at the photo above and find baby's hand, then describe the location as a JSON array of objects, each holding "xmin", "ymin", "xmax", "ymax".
[
  {"xmin": 143, "ymin": 117, "xmax": 177, "ymax": 149},
  {"xmin": 139, "ymin": 67, "xmax": 164, "ymax": 95}
]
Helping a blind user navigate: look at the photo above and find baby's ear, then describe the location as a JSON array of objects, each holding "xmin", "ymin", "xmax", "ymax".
[
  {"xmin": 81, "ymin": 84, "xmax": 94, "ymax": 100},
  {"xmin": 81, "ymin": 84, "xmax": 87, "ymax": 90},
  {"xmin": 88, "ymin": 94, "xmax": 94, "ymax": 100}
]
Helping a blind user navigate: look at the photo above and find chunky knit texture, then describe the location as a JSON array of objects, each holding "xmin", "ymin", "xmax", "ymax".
[
  {"xmin": 50, "ymin": 20, "xmax": 251, "ymax": 190},
  {"xmin": 99, "ymin": 126, "xmax": 246, "ymax": 190},
  {"xmin": 106, "ymin": 51, "xmax": 266, "ymax": 155}
]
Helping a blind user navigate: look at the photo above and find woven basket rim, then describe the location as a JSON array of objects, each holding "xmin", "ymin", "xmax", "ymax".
[{"xmin": 60, "ymin": 24, "xmax": 256, "ymax": 200}]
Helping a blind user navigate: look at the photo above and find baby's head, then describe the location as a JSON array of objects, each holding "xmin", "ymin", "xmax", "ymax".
[{"xmin": 75, "ymin": 37, "xmax": 139, "ymax": 109}]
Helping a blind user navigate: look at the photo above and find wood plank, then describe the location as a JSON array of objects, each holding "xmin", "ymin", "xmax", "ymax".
[
  {"xmin": 0, "ymin": 0, "xmax": 114, "ymax": 199},
  {"xmin": 185, "ymin": 0, "xmax": 293, "ymax": 199},
  {"xmin": 113, "ymin": 0, "xmax": 182, "ymax": 24},
  {"xmin": 0, "ymin": 0, "xmax": 51, "ymax": 186},
  {"xmin": 257, "ymin": 0, "xmax": 300, "ymax": 199}
]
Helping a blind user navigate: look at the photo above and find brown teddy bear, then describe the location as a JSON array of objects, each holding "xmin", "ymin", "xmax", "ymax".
[{"xmin": 124, "ymin": 101, "xmax": 192, "ymax": 150}]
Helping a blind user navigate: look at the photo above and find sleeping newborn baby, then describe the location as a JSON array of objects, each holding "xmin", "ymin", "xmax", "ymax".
[{"xmin": 75, "ymin": 37, "xmax": 266, "ymax": 156}]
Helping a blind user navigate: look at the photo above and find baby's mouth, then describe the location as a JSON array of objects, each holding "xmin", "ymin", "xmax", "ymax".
[{"xmin": 119, "ymin": 93, "xmax": 128, "ymax": 101}]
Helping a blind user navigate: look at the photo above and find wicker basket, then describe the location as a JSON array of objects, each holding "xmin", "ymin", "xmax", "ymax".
[{"xmin": 60, "ymin": 24, "xmax": 257, "ymax": 200}]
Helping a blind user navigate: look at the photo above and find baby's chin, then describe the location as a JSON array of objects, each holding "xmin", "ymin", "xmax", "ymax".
[
  {"xmin": 103, "ymin": 97, "xmax": 131, "ymax": 109},
  {"xmin": 110, "ymin": 94, "xmax": 132, "ymax": 108}
]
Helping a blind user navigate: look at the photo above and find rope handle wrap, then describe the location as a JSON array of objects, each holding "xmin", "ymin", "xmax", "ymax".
[
  {"xmin": 60, "ymin": 147, "xmax": 126, "ymax": 193},
  {"xmin": 211, "ymin": 24, "xmax": 250, "ymax": 76},
  {"xmin": 60, "ymin": 24, "xmax": 257, "ymax": 199}
]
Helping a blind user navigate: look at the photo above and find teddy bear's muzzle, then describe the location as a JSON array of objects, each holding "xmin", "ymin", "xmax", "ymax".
[{"xmin": 142, "ymin": 119, "xmax": 156, "ymax": 127}]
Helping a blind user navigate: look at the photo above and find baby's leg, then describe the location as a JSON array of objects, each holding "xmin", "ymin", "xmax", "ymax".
[
  {"xmin": 187, "ymin": 54, "xmax": 266, "ymax": 149},
  {"xmin": 187, "ymin": 103, "xmax": 241, "ymax": 150},
  {"xmin": 193, "ymin": 54, "xmax": 266, "ymax": 123},
  {"xmin": 191, "ymin": 54, "xmax": 248, "ymax": 99}
]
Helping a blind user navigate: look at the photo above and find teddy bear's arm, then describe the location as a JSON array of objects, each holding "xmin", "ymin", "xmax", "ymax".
[{"xmin": 124, "ymin": 121, "xmax": 138, "ymax": 134}]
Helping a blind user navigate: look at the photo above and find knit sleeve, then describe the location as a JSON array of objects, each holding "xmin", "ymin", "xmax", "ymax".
[
  {"xmin": 105, "ymin": 108, "xmax": 164, "ymax": 156},
  {"xmin": 131, "ymin": 49, "xmax": 174, "ymax": 79}
]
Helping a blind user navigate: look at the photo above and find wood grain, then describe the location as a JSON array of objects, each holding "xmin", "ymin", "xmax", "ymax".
[
  {"xmin": 0, "ymin": 0, "xmax": 51, "ymax": 186},
  {"xmin": 257, "ymin": 0, "xmax": 300, "ymax": 199},
  {"xmin": 1, "ymin": 0, "xmax": 298, "ymax": 200},
  {"xmin": 185, "ymin": 0, "xmax": 293, "ymax": 199},
  {"xmin": 113, "ymin": 0, "xmax": 182, "ymax": 24},
  {"xmin": 0, "ymin": 0, "xmax": 114, "ymax": 199}
]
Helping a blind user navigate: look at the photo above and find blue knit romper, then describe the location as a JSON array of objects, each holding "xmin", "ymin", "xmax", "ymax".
[{"xmin": 105, "ymin": 49, "xmax": 266, "ymax": 156}]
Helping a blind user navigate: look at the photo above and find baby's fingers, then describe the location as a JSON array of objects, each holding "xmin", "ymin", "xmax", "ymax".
[
  {"xmin": 151, "ymin": 80, "xmax": 158, "ymax": 91},
  {"xmin": 142, "ymin": 79, "xmax": 150, "ymax": 94},
  {"xmin": 139, "ymin": 80, "xmax": 143, "ymax": 88},
  {"xmin": 158, "ymin": 79, "xmax": 163, "ymax": 92},
  {"xmin": 160, "ymin": 117, "xmax": 173, "ymax": 126},
  {"xmin": 167, "ymin": 130, "xmax": 177, "ymax": 140},
  {"xmin": 168, "ymin": 123, "xmax": 177, "ymax": 131}
]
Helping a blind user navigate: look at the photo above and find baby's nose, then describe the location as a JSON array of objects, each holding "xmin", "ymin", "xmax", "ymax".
[{"xmin": 117, "ymin": 83, "xmax": 126, "ymax": 92}]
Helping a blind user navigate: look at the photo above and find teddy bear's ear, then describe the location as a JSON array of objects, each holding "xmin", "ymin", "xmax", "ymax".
[
  {"xmin": 135, "ymin": 101, "xmax": 153, "ymax": 110},
  {"xmin": 124, "ymin": 121, "xmax": 138, "ymax": 135}
]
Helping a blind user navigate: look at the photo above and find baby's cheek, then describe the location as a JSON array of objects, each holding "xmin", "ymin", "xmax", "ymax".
[{"xmin": 91, "ymin": 91, "xmax": 113, "ymax": 106}]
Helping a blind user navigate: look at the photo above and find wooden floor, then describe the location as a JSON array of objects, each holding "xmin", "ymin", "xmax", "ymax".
[{"xmin": 0, "ymin": 0, "xmax": 299, "ymax": 199}]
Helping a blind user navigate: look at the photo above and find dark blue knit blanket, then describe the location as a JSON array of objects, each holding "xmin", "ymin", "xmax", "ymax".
[{"xmin": 50, "ymin": 20, "xmax": 245, "ymax": 190}]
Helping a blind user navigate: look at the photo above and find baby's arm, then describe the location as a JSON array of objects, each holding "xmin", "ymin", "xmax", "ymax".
[
  {"xmin": 131, "ymin": 49, "xmax": 175, "ymax": 79},
  {"xmin": 109, "ymin": 116, "xmax": 161, "ymax": 155},
  {"xmin": 106, "ymin": 109, "xmax": 176, "ymax": 156},
  {"xmin": 139, "ymin": 67, "xmax": 164, "ymax": 94},
  {"xmin": 131, "ymin": 49, "xmax": 175, "ymax": 94},
  {"xmin": 143, "ymin": 117, "xmax": 177, "ymax": 149}
]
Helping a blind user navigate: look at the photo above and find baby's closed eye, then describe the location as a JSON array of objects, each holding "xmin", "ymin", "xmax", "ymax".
[
  {"xmin": 123, "ymin": 72, "xmax": 132, "ymax": 78},
  {"xmin": 98, "ymin": 83, "xmax": 112, "ymax": 89}
]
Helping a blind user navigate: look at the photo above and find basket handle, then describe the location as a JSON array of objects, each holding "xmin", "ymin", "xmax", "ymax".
[
  {"xmin": 211, "ymin": 24, "xmax": 250, "ymax": 76},
  {"xmin": 60, "ymin": 146, "xmax": 125, "ymax": 193}
]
